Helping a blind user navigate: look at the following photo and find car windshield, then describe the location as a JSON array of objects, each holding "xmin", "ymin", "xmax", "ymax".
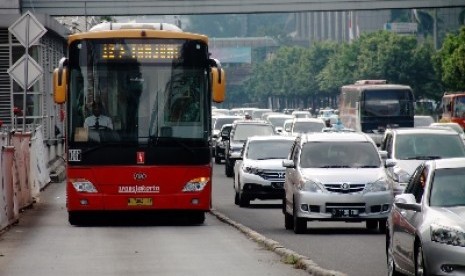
[
  {"xmin": 246, "ymin": 140, "xmax": 294, "ymax": 160},
  {"xmin": 300, "ymin": 141, "xmax": 381, "ymax": 168},
  {"xmin": 268, "ymin": 117, "xmax": 293, "ymax": 128},
  {"xmin": 293, "ymin": 122, "xmax": 325, "ymax": 133},
  {"xmin": 394, "ymin": 134, "xmax": 465, "ymax": 160},
  {"xmin": 232, "ymin": 124, "xmax": 275, "ymax": 141},
  {"xmin": 214, "ymin": 117, "xmax": 240, "ymax": 131},
  {"xmin": 431, "ymin": 124, "xmax": 464, "ymax": 135},
  {"xmin": 429, "ymin": 168, "xmax": 465, "ymax": 207},
  {"xmin": 414, "ymin": 116, "xmax": 434, "ymax": 127}
]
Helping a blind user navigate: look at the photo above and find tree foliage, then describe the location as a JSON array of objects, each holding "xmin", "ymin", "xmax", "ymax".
[
  {"xmin": 245, "ymin": 30, "xmax": 448, "ymax": 107},
  {"xmin": 434, "ymin": 26, "xmax": 465, "ymax": 91}
]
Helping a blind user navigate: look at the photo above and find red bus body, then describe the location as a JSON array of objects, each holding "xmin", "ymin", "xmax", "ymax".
[
  {"xmin": 67, "ymin": 165, "xmax": 212, "ymax": 211},
  {"xmin": 440, "ymin": 93, "xmax": 465, "ymax": 130}
]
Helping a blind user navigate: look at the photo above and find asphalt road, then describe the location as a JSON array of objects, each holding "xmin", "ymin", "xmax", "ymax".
[
  {"xmin": 0, "ymin": 180, "xmax": 310, "ymax": 276},
  {"xmin": 212, "ymin": 162, "xmax": 388, "ymax": 276}
]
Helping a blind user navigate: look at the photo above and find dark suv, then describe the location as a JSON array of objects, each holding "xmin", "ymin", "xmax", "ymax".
[{"xmin": 224, "ymin": 120, "xmax": 276, "ymax": 177}]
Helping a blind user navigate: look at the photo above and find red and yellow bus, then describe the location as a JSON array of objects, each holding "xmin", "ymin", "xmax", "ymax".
[
  {"xmin": 439, "ymin": 92, "xmax": 465, "ymax": 130},
  {"xmin": 53, "ymin": 22, "xmax": 225, "ymax": 225}
]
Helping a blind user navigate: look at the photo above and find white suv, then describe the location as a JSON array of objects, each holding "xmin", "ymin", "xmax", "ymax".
[
  {"xmin": 233, "ymin": 135, "xmax": 296, "ymax": 207},
  {"xmin": 283, "ymin": 132, "xmax": 392, "ymax": 234}
]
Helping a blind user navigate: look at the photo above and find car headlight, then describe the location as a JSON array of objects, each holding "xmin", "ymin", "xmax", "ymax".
[
  {"xmin": 229, "ymin": 147, "xmax": 242, "ymax": 158},
  {"xmin": 299, "ymin": 178, "xmax": 323, "ymax": 192},
  {"xmin": 431, "ymin": 224, "xmax": 465, "ymax": 247},
  {"xmin": 182, "ymin": 177, "xmax": 209, "ymax": 192},
  {"xmin": 244, "ymin": 166, "xmax": 263, "ymax": 175},
  {"xmin": 365, "ymin": 177, "xmax": 389, "ymax": 192},
  {"xmin": 392, "ymin": 166, "xmax": 411, "ymax": 183},
  {"xmin": 71, "ymin": 179, "xmax": 98, "ymax": 193}
]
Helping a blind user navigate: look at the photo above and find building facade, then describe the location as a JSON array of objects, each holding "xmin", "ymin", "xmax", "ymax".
[{"xmin": 0, "ymin": 3, "xmax": 68, "ymax": 142}]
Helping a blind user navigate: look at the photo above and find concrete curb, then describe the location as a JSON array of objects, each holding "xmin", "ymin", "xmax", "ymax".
[
  {"xmin": 210, "ymin": 209, "xmax": 348, "ymax": 276},
  {"xmin": 49, "ymin": 156, "xmax": 67, "ymax": 183}
]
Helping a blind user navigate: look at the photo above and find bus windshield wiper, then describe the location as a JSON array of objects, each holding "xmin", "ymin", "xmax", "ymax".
[
  {"xmin": 319, "ymin": 165, "xmax": 351, "ymax": 168},
  {"xmin": 82, "ymin": 142, "xmax": 135, "ymax": 155},
  {"xmin": 149, "ymin": 136, "xmax": 195, "ymax": 155}
]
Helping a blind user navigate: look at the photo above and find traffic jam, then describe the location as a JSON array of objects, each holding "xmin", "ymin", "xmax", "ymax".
[{"xmin": 212, "ymin": 82, "xmax": 465, "ymax": 276}]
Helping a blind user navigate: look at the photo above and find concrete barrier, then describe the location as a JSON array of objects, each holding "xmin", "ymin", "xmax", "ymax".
[{"xmin": 0, "ymin": 127, "xmax": 61, "ymax": 232}]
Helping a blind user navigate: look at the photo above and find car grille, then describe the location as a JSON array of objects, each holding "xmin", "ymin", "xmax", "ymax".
[
  {"xmin": 258, "ymin": 170, "xmax": 286, "ymax": 181},
  {"xmin": 324, "ymin": 183, "xmax": 365, "ymax": 193}
]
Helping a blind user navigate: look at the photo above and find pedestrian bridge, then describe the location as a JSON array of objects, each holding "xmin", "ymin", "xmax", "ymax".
[{"xmin": 21, "ymin": 0, "xmax": 465, "ymax": 16}]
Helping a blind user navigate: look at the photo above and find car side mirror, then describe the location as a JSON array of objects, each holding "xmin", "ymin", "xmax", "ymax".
[
  {"xmin": 394, "ymin": 193, "xmax": 421, "ymax": 212},
  {"xmin": 221, "ymin": 132, "xmax": 229, "ymax": 140},
  {"xmin": 282, "ymin": 159, "xmax": 295, "ymax": 168},
  {"xmin": 378, "ymin": 150, "xmax": 388, "ymax": 160},
  {"xmin": 385, "ymin": 159, "xmax": 396, "ymax": 168}
]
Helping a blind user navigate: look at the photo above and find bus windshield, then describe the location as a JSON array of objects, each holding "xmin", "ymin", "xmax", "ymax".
[
  {"xmin": 68, "ymin": 38, "xmax": 209, "ymax": 145},
  {"xmin": 362, "ymin": 89, "xmax": 413, "ymax": 117},
  {"xmin": 453, "ymin": 96, "xmax": 465, "ymax": 118}
]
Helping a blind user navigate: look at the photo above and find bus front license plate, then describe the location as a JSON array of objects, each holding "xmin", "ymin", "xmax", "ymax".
[{"xmin": 128, "ymin": 198, "xmax": 153, "ymax": 206}]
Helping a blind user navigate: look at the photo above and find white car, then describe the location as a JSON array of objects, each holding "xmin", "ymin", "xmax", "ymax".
[
  {"xmin": 430, "ymin": 122, "xmax": 465, "ymax": 142},
  {"xmin": 285, "ymin": 117, "xmax": 326, "ymax": 136},
  {"xmin": 380, "ymin": 128, "xmax": 465, "ymax": 195},
  {"xmin": 233, "ymin": 135, "xmax": 296, "ymax": 207},
  {"xmin": 283, "ymin": 132, "xmax": 393, "ymax": 234},
  {"xmin": 266, "ymin": 114, "xmax": 294, "ymax": 134}
]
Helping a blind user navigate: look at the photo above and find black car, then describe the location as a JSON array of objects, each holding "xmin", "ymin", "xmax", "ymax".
[{"xmin": 214, "ymin": 124, "xmax": 233, "ymax": 164}]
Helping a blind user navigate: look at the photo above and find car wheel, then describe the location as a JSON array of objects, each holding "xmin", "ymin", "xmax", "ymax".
[
  {"xmin": 386, "ymin": 234, "xmax": 402, "ymax": 276},
  {"xmin": 293, "ymin": 201, "xmax": 306, "ymax": 234},
  {"xmin": 284, "ymin": 211, "xmax": 293, "ymax": 230},
  {"xmin": 239, "ymin": 190, "xmax": 250, "ymax": 207},
  {"xmin": 415, "ymin": 243, "xmax": 426, "ymax": 276},
  {"xmin": 366, "ymin": 220, "xmax": 378, "ymax": 230},
  {"xmin": 234, "ymin": 191, "xmax": 239, "ymax": 205},
  {"xmin": 225, "ymin": 160, "xmax": 234, "ymax": 177},
  {"xmin": 282, "ymin": 196, "xmax": 287, "ymax": 214},
  {"xmin": 378, "ymin": 219, "xmax": 387, "ymax": 234},
  {"xmin": 215, "ymin": 154, "xmax": 221, "ymax": 164}
]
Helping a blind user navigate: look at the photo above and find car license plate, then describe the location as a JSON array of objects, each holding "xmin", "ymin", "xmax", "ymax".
[
  {"xmin": 128, "ymin": 198, "xmax": 153, "ymax": 206},
  {"xmin": 332, "ymin": 209, "xmax": 359, "ymax": 217}
]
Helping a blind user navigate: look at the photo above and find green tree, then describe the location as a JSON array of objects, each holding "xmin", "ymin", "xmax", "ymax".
[
  {"xmin": 320, "ymin": 31, "xmax": 440, "ymax": 99},
  {"xmin": 434, "ymin": 26, "xmax": 465, "ymax": 91},
  {"xmin": 318, "ymin": 41, "xmax": 360, "ymax": 92}
]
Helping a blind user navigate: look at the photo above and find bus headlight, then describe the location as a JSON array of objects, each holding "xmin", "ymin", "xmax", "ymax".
[
  {"xmin": 71, "ymin": 179, "xmax": 98, "ymax": 193},
  {"xmin": 182, "ymin": 177, "xmax": 209, "ymax": 192}
]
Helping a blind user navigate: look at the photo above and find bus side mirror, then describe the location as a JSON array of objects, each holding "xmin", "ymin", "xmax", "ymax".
[
  {"xmin": 211, "ymin": 67, "xmax": 225, "ymax": 103},
  {"xmin": 53, "ymin": 58, "xmax": 68, "ymax": 104}
]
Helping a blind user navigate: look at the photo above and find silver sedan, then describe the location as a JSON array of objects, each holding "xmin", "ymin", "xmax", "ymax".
[{"xmin": 386, "ymin": 158, "xmax": 465, "ymax": 276}]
